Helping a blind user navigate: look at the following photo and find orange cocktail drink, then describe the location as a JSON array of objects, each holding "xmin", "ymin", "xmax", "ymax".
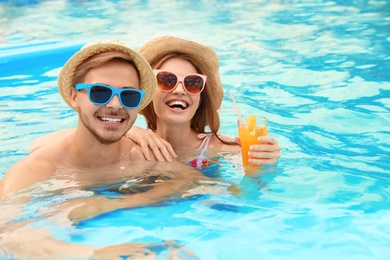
[{"xmin": 238, "ymin": 116, "xmax": 268, "ymax": 168}]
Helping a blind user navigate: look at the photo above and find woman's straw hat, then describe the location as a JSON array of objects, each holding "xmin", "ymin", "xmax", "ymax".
[
  {"xmin": 138, "ymin": 36, "xmax": 224, "ymax": 109},
  {"xmin": 58, "ymin": 39, "xmax": 156, "ymax": 111}
]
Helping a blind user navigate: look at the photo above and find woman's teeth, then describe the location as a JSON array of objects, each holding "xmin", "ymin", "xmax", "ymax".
[{"xmin": 167, "ymin": 100, "xmax": 188, "ymax": 109}]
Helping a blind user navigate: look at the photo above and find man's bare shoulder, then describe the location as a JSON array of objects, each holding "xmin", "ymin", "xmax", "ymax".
[
  {"xmin": 0, "ymin": 137, "xmax": 70, "ymax": 198},
  {"xmin": 30, "ymin": 128, "xmax": 75, "ymax": 153},
  {"xmin": 0, "ymin": 153, "xmax": 57, "ymax": 198},
  {"xmin": 120, "ymin": 137, "xmax": 151, "ymax": 162}
]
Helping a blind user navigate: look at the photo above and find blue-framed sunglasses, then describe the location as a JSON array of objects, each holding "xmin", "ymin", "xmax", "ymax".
[{"xmin": 75, "ymin": 83, "xmax": 145, "ymax": 109}]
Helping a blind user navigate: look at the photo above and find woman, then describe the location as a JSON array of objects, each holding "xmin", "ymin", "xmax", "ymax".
[
  {"xmin": 31, "ymin": 36, "xmax": 280, "ymax": 170},
  {"xmin": 127, "ymin": 36, "xmax": 280, "ymax": 170}
]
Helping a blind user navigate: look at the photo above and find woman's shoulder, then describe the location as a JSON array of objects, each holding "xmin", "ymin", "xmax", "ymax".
[{"xmin": 209, "ymin": 134, "xmax": 240, "ymax": 152}]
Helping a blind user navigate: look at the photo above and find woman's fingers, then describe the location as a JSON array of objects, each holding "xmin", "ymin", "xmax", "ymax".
[
  {"xmin": 137, "ymin": 137, "xmax": 151, "ymax": 161},
  {"xmin": 143, "ymin": 132, "xmax": 177, "ymax": 162},
  {"xmin": 158, "ymin": 139, "xmax": 178, "ymax": 162},
  {"xmin": 256, "ymin": 135, "xmax": 279, "ymax": 145},
  {"xmin": 247, "ymin": 135, "xmax": 281, "ymax": 165},
  {"xmin": 250, "ymin": 143, "xmax": 280, "ymax": 153},
  {"xmin": 126, "ymin": 127, "xmax": 177, "ymax": 162},
  {"xmin": 248, "ymin": 157, "xmax": 278, "ymax": 165},
  {"xmin": 146, "ymin": 135, "xmax": 177, "ymax": 162}
]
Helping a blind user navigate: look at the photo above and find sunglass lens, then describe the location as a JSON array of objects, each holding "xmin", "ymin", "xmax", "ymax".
[
  {"xmin": 184, "ymin": 75, "xmax": 204, "ymax": 94},
  {"xmin": 121, "ymin": 90, "xmax": 142, "ymax": 108},
  {"xmin": 90, "ymin": 86, "xmax": 112, "ymax": 104},
  {"xmin": 157, "ymin": 72, "xmax": 177, "ymax": 91}
]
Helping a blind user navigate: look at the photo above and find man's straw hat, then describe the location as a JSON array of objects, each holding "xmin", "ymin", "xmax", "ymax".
[
  {"xmin": 138, "ymin": 36, "xmax": 224, "ymax": 109},
  {"xmin": 58, "ymin": 39, "xmax": 156, "ymax": 111}
]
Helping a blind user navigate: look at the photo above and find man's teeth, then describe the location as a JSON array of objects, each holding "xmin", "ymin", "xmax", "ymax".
[
  {"xmin": 167, "ymin": 100, "xmax": 187, "ymax": 109},
  {"xmin": 101, "ymin": 117, "xmax": 122, "ymax": 123}
]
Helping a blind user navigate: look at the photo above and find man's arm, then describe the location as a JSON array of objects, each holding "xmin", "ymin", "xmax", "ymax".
[
  {"xmin": 1, "ymin": 222, "xmax": 195, "ymax": 259},
  {"xmin": 65, "ymin": 162, "xmax": 205, "ymax": 224}
]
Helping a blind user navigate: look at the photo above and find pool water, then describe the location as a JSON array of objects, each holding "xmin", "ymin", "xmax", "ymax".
[{"xmin": 1, "ymin": 0, "xmax": 390, "ymax": 259}]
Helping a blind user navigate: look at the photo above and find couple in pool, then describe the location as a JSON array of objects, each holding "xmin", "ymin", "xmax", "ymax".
[
  {"xmin": 0, "ymin": 36, "xmax": 280, "ymax": 258},
  {"xmin": 2, "ymin": 35, "xmax": 280, "ymax": 198}
]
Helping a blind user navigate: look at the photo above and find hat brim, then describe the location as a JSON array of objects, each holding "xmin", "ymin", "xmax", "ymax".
[{"xmin": 58, "ymin": 40, "xmax": 156, "ymax": 111}]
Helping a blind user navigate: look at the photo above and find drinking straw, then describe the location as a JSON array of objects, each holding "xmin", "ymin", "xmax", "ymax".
[{"xmin": 229, "ymin": 92, "xmax": 244, "ymax": 124}]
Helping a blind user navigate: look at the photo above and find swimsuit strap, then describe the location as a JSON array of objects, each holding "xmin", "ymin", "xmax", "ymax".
[
  {"xmin": 186, "ymin": 133, "xmax": 217, "ymax": 171},
  {"xmin": 196, "ymin": 133, "xmax": 213, "ymax": 156}
]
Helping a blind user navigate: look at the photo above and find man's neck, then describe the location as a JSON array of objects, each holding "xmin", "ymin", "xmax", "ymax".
[{"xmin": 67, "ymin": 127, "xmax": 125, "ymax": 168}]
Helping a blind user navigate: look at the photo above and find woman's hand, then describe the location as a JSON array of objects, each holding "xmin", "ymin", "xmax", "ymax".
[
  {"xmin": 126, "ymin": 126, "xmax": 177, "ymax": 162},
  {"xmin": 235, "ymin": 135, "xmax": 281, "ymax": 165}
]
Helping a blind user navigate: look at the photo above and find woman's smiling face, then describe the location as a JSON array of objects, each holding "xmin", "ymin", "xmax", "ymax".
[{"xmin": 153, "ymin": 57, "xmax": 201, "ymax": 127}]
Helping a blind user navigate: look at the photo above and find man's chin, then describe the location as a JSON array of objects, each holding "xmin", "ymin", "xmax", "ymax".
[{"xmin": 96, "ymin": 135, "xmax": 123, "ymax": 145}]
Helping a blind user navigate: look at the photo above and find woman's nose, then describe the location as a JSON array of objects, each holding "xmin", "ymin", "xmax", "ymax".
[{"xmin": 172, "ymin": 81, "xmax": 186, "ymax": 94}]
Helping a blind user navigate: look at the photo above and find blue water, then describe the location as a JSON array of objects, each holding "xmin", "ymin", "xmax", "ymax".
[{"xmin": 1, "ymin": 0, "xmax": 390, "ymax": 259}]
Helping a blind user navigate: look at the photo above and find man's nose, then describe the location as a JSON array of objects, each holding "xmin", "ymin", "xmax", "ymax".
[{"xmin": 106, "ymin": 94, "xmax": 123, "ymax": 109}]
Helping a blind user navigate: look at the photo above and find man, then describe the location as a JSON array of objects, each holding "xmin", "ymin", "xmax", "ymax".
[
  {"xmin": 0, "ymin": 39, "xmax": 202, "ymax": 259},
  {"xmin": 0, "ymin": 39, "xmax": 203, "ymax": 213}
]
